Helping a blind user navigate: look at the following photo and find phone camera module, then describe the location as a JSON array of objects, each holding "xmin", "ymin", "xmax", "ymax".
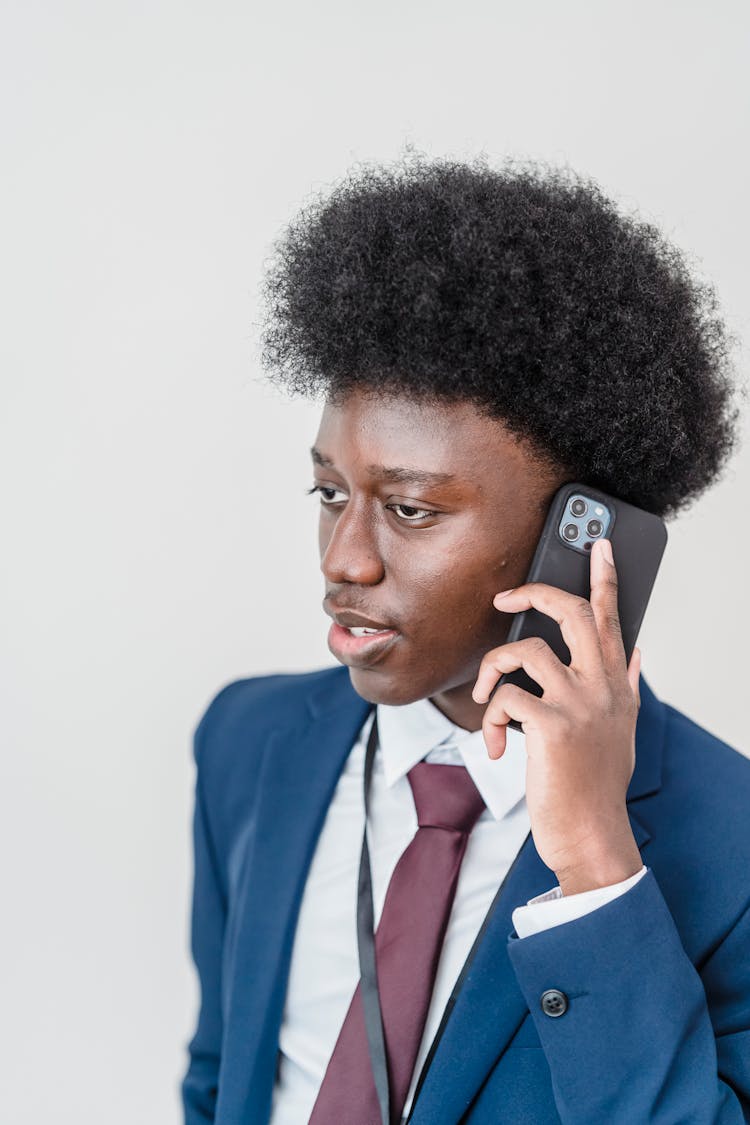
[{"xmin": 559, "ymin": 493, "xmax": 612, "ymax": 554}]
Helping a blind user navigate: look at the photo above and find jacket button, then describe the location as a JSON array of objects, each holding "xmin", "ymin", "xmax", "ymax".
[{"xmin": 540, "ymin": 989, "xmax": 568, "ymax": 1017}]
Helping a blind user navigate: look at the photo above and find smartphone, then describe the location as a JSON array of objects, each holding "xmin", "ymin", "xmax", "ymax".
[{"xmin": 497, "ymin": 481, "xmax": 668, "ymax": 730}]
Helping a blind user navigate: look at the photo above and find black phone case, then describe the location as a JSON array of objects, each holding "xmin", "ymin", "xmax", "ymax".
[{"xmin": 498, "ymin": 481, "xmax": 667, "ymax": 730}]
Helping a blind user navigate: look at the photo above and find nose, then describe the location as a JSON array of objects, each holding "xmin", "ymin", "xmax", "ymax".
[{"xmin": 320, "ymin": 499, "xmax": 385, "ymax": 586}]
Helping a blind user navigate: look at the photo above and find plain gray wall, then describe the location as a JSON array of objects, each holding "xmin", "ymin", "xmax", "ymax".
[{"xmin": 1, "ymin": 1, "xmax": 748, "ymax": 1122}]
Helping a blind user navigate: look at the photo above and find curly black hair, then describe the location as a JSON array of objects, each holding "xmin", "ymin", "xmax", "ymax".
[{"xmin": 260, "ymin": 149, "xmax": 739, "ymax": 516}]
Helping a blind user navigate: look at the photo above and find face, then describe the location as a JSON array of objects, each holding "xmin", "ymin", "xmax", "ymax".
[{"xmin": 312, "ymin": 389, "xmax": 568, "ymax": 730}]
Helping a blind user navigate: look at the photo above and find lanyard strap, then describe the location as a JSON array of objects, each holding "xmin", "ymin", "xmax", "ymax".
[{"xmin": 356, "ymin": 711, "xmax": 391, "ymax": 1125}]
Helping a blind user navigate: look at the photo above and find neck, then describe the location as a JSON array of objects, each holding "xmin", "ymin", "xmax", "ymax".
[{"xmin": 428, "ymin": 681, "xmax": 487, "ymax": 732}]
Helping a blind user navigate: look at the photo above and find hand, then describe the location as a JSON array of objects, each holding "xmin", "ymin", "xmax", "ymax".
[{"xmin": 472, "ymin": 537, "xmax": 643, "ymax": 895}]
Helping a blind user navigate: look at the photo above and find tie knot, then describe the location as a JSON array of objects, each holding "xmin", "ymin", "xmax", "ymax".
[{"xmin": 406, "ymin": 760, "xmax": 486, "ymax": 834}]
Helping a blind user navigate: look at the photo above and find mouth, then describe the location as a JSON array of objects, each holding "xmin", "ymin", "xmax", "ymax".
[{"xmin": 327, "ymin": 621, "xmax": 400, "ymax": 668}]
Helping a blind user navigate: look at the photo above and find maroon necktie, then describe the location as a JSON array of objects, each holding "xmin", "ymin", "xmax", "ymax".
[{"xmin": 308, "ymin": 758, "xmax": 486, "ymax": 1124}]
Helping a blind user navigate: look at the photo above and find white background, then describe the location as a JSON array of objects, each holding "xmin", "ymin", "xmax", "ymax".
[{"xmin": 1, "ymin": 2, "xmax": 749, "ymax": 1122}]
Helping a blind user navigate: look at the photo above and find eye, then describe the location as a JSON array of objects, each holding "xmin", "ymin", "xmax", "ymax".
[
  {"xmin": 307, "ymin": 484, "xmax": 347, "ymax": 505},
  {"xmin": 386, "ymin": 502, "xmax": 439, "ymax": 523},
  {"xmin": 307, "ymin": 485, "xmax": 438, "ymax": 524}
]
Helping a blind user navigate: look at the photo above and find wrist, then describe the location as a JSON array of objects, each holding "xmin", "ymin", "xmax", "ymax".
[{"xmin": 555, "ymin": 835, "xmax": 642, "ymax": 897}]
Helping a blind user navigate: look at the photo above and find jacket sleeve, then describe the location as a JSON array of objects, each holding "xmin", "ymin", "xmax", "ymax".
[
  {"xmin": 506, "ymin": 868, "xmax": 750, "ymax": 1123},
  {"xmin": 180, "ymin": 698, "xmax": 230, "ymax": 1124}
]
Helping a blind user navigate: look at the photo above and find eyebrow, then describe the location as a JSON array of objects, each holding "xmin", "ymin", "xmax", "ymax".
[{"xmin": 310, "ymin": 447, "xmax": 456, "ymax": 487}]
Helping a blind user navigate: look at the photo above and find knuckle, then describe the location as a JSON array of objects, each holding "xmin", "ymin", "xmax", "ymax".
[
  {"xmin": 600, "ymin": 689, "xmax": 619, "ymax": 719},
  {"xmin": 526, "ymin": 636, "xmax": 551, "ymax": 657},
  {"xmin": 604, "ymin": 612, "xmax": 622, "ymax": 635},
  {"xmin": 480, "ymin": 647, "xmax": 502, "ymax": 670},
  {"xmin": 495, "ymin": 681, "xmax": 522, "ymax": 707},
  {"xmin": 493, "ymin": 680, "xmax": 512, "ymax": 702},
  {"xmin": 571, "ymin": 596, "xmax": 594, "ymax": 621}
]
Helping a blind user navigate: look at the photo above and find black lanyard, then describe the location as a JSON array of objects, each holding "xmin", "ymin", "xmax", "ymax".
[
  {"xmin": 357, "ymin": 712, "xmax": 391, "ymax": 1125},
  {"xmin": 355, "ymin": 710, "xmax": 531, "ymax": 1125}
]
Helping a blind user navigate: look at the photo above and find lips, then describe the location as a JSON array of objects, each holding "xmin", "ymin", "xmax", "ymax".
[
  {"xmin": 324, "ymin": 602, "xmax": 401, "ymax": 668},
  {"xmin": 325, "ymin": 606, "xmax": 396, "ymax": 631}
]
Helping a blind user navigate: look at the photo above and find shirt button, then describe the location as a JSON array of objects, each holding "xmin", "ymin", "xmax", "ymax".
[{"xmin": 540, "ymin": 989, "xmax": 568, "ymax": 1017}]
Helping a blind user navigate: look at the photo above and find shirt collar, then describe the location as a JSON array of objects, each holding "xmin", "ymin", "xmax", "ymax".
[{"xmin": 375, "ymin": 696, "xmax": 527, "ymax": 823}]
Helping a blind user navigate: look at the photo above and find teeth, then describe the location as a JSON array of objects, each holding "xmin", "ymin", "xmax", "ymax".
[{"xmin": 349, "ymin": 626, "xmax": 387, "ymax": 637}]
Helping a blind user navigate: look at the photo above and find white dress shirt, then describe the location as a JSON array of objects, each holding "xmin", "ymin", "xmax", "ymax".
[{"xmin": 269, "ymin": 696, "xmax": 646, "ymax": 1124}]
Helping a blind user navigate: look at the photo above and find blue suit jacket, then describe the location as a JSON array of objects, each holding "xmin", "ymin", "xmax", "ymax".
[{"xmin": 182, "ymin": 666, "xmax": 750, "ymax": 1123}]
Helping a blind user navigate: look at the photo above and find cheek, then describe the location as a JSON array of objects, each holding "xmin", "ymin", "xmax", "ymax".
[{"xmin": 407, "ymin": 565, "xmax": 505, "ymax": 645}]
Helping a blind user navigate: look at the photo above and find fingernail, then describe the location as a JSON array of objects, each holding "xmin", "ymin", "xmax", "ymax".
[
  {"xmin": 494, "ymin": 589, "xmax": 515, "ymax": 600},
  {"xmin": 598, "ymin": 538, "xmax": 613, "ymax": 564}
]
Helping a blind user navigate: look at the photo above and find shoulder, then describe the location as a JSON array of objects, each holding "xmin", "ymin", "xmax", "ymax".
[
  {"xmin": 660, "ymin": 699, "xmax": 750, "ymax": 816},
  {"xmin": 193, "ymin": 664, "xmax": 352, "ymax": 751},
  {"xmin": 191, "ymin": 664, "xmax": 352, "ymax": 775},
  {"xmin": 643, "ymin": 691, "xmax": 750, "ymax": 940},
  {"xmin": 190, "ymin": 665, "xmax": 355, "ymax": 854}
]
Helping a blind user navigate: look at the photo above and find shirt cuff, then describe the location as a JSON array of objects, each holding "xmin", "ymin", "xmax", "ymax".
[{"xmin": 511, "ymin": 865, "xmax": 648, "ymax": 938}]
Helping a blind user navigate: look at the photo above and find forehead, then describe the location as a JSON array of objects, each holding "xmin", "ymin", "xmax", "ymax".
[{"xmin": 313, "ymin": 390, "xmax": 534, "ymax": 483}]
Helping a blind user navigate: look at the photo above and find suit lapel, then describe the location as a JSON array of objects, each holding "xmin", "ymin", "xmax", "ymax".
[
  {"xmin": 408, "ymin": 675, "xmax": 664, "ymax": 1124},
  {"xmin": 217, "ymin": 671, "xmax": 371, "ymax": 1124},
  {"xmin": 406, "ymin": 827, "xmax": 557, "ymax": 1124}
]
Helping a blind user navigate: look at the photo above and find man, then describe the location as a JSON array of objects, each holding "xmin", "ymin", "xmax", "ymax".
[{"xmin": 181, "ymin": 154, "xmax": 750, "ymax": 1123}]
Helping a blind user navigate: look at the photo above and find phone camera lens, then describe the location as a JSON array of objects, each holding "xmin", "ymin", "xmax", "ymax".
[
  {"xmin": 570, "ymin": 498, "xmax": 587, "ymax": 517},
  {"xmin": 563, "ymin": 523, "xmax": 579, "ymax": 542},
  {"xmin": 587, "ymin": 519, "xmax": 603, "ymax": 537}
]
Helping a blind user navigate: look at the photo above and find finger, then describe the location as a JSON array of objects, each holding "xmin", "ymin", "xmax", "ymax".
[
  {"xmin": 472, "ymin": 637, "xmax": 571, "ymax": 706},
  {"xmin": 493, "ymin": 583, "xmax": 603, "ymax": 674},
  {"xmin": 627, "ymin": 646, "xmax": 642, "ymax": 707},
  {"xmin": 589, "ymin": 538, "xmax": 627, "ymax": 672},
  {"xmin": 482, "ymin": 682, "xmax": 546, "ymax": 760}
]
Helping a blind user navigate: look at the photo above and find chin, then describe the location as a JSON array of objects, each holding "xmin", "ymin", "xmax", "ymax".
[{"xmin": 347, "ymin": 666, "xmax": 431, "ymax": 708}]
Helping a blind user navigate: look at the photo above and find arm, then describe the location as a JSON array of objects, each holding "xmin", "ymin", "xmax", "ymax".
[
  {"xmin": 181, "ymin": 706, "xmax": 229, "ymax": 1124},
  {"xmin": 507, "ymin": 868, "xmax": 750, "ymax": 1123},
  {"xmin": 472, "ymin": 539, "xmax": 750, "ymax": 1120}
]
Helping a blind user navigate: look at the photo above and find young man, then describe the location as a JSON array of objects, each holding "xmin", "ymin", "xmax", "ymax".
[{"xmin": 182, "ymin": 156, "xmax": 750, "ymax": 1124}]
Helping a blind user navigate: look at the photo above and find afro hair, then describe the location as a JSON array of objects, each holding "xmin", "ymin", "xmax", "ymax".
[{"xmin": 260, "ymin": 150, "xmax": 739, "ymax": 517}]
